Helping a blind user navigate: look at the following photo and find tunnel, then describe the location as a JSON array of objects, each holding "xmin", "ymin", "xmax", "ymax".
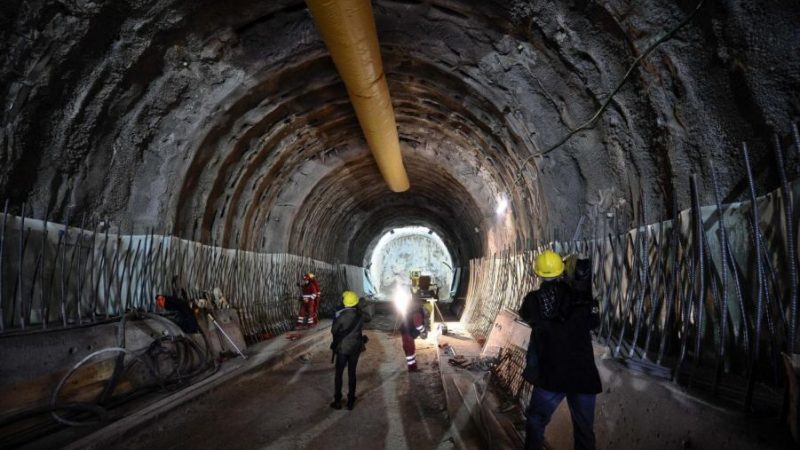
[{"xmin": 1, "ymin": 0, "xmax": 799, "ymax": 448}]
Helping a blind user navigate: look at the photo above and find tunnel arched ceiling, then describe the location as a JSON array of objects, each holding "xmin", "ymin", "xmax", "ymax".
[{"xmin": 1, "ymin": 0, "xmax": 798, "ymax": 263}]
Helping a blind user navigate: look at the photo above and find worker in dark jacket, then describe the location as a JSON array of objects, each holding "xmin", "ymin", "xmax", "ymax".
[
  {"xmin": 518, "ymin": 250, "xmax": 601, "ymax": 450},
  {"xmin": 330, "ymin": 291, "xmax": 371, "ymax": 410}
]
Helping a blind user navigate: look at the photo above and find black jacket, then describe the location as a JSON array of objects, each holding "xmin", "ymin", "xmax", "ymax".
[
  {"xmin": 331, "ymin": 305, "xmax": 371, "ymax": 355},
  {"xmin": 519, "ymin": 279, "xmax": 602, "ymax": 394}
]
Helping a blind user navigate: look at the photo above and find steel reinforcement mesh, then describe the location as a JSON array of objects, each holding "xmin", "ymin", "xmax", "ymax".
[
  {"xmin": 464, "ymin": 177, "xmax": 798, "ymax": 411},
  {"xmin": 0, "ymin": 217, "xmax": 359, "ymax": 343}
]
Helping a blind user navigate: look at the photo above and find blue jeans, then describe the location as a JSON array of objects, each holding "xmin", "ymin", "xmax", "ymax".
[{"xmin": 525, "ymin": 387, "xmax": 596, "ymax": 450}]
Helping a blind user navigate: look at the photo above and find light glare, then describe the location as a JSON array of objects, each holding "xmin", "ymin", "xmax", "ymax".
[
  {"xmin": 496, "ymin": 196, "xmax": 508, "ymax": 215},
  {"xmin": 392, "ymin": 285, "xmax": 411, "ymax": 315}
]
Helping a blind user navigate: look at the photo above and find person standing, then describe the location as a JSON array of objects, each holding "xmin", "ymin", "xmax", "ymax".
[
  {"xmin": 400, "ymin": 292, "xmax": 427, "ymax": 372},
  {"xmin": 518, "ymin": 250, "xmax": 602, "ymax": 450},
  {"xmin": 297, "ymin": 272, "xmax": 321, "ymax": 329},
  {"xmin": 330, "ymin": 291, "xmax": 370, "ymax": 410}
]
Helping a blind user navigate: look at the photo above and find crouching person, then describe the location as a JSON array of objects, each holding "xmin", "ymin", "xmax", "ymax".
[{"xmin": 330, "ymin": 291, "xmax": 371, "ymax": 410}]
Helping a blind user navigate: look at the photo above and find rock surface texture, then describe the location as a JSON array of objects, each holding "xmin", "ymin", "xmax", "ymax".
[{"xmin": 1, "ymin": 0, "xmax": 798, "ymax": 264}]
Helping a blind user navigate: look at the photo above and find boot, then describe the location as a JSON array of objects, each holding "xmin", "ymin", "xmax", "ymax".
[
  {"xmin": 408, "ymin": 363, "xmax": 420, "ymax": 372},
  {"xmin": 346, "ymin": 395, "xmax": 356, "ymax": 410},
  {"xmin": 330, "ymin": 397, "xmax": 342, "ymax": 410}
]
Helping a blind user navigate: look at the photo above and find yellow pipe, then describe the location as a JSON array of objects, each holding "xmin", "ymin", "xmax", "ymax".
[{"xmin": 306, "ymin": 0, "xmax": 410, "ymax": 192}]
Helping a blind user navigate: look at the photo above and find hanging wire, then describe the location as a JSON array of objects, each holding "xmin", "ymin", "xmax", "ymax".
[{"xmin": 514, "ymin": 0, "xmax": 708, "ymax": 184}]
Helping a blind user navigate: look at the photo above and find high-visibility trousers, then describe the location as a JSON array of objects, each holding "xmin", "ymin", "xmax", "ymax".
[
  {"xmin": 310, "ymin": 297, "xmax": 319, "ymax": 326},
  {"xmin": 297, "ymin": 301, "xmax": 313, "ymax": 326},
  {"xmin": 401, "ymin": 332, "xmax": 417, "ymax": 370}
]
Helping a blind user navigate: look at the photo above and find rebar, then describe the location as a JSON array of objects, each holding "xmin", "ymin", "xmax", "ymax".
[
  {"xmin": 59, "ymin": 209, "xmax": 72, "ymax": 327},
  {"xmin": 615, "ymin": 225, "xmax": 642, "ymax": 357},
  {"xmin": 73, "ymin": 215, "xmax": 87, "ymax": 324},
  {"xmin": 742, "ymin": 143, "xmax": 765, "ymax": 360},
  {"xmin": 642, "ymin": 222, "xmax": 664, "ymax": 360},
  {"xmin": 710, "ymin": 164, "xmax": 731, "ymax": 362},
  {"xmin": 0, "ymin": 200, "xmax": 8, "ymax": 332},
  {"xmin": 15, "ymin": 206, "xmax": 28, "ymax": 329},
  {"xmin": 657, "ymin": 191, "xmax": 681, "ymax": 365},
  {"xmin": 773, "ymin": 133, "xmax": 798, "ymax": 353},
  {"xmin": 630, "ymin": 198, "xmax": 650, "ymax": 358},
  {"xmin": 742, "ymin": 142, "xmax": 765, "ymax": 411},
  {"xmin": 689, "ymin": 174, "xmax": 706, "ymax": 384}
]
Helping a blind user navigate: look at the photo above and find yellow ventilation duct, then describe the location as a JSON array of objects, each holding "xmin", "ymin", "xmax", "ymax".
[{"xmin": 305, "ymin": 0, "xmax": 410, "ymax": 192}]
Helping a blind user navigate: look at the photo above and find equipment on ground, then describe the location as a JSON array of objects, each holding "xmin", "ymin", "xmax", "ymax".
[{"xmin": 207, "ymin": 313, "xmax": 247, "ymax": 360}]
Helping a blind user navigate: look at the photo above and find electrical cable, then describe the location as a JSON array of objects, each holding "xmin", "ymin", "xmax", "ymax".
[{"xmin": 514, "ymin": 0, "xmax": 707, "ymax": 183}]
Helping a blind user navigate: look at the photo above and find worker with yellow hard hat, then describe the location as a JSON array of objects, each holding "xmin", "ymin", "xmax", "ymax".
[
  {"xmin": 518, "ymin": 249, "xmax": 602, "ymax": 450},
  {"xmin": 330, "ymin": 290, "xmax": 371, "ymax": 410}
]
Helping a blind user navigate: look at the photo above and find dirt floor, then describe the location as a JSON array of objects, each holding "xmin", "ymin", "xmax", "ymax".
[{"xmin": 113, "ymin": 305, "xmax": 456, "ymax": 450}]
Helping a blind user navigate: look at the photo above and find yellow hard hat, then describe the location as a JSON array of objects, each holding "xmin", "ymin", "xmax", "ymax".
[
  {"xmin": 342, "ymin": 290, "xmax": 359, "ymax": 307},
  {"xmin": 534, "ymin": 250, "xmax": 564, "ymax": 278},
  {"xmin": 304, "ymin": 272, "xmax": 315, "ymax": 280}
]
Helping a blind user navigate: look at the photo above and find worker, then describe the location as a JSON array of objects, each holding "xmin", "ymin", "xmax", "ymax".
[
  {"xmin": 518, "ymin": 250, "xmax": 602, "ymax": 450},
  {"xmin": 330, "ymin": 291, "xmax": 370, "ymax": 410},
  {"xmin": 400, "ymin": 288, "xmax": 427, "ymax": 372},
  {"xmin": 297, "ymin": 272, "xmax": 321, "ymax": 329}
]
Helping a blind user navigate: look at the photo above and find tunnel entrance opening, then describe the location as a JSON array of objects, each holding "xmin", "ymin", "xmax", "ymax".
[{"xmin": 365, "ymin": 226, "xmax": 454, "ymax": 302}]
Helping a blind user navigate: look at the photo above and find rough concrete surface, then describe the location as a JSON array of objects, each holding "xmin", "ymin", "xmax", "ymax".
[{"xmin": 1, "ymin": 1, "xmax": 797, "ymax": 262}]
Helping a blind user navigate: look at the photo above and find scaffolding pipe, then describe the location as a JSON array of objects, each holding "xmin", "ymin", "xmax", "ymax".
[{"xmin": 306, "ymin": 0, "xmax": 410, "ymax": 192}]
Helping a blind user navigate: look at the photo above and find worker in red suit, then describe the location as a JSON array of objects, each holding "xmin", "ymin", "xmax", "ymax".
[
  {"xmin": 397, "ymin": 286, "xmax": 427, "ymax": 371},
  {"xmin": 297, "ymin": 272, "xmax": 321, "ymax": 329}
]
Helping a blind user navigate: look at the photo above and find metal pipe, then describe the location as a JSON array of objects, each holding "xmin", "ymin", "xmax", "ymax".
[{"xmin": 305, "ymin": 0, "xmax": 410, "ymax": 192}]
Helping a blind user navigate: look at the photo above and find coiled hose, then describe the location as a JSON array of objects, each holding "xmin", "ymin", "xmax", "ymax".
[{"xmin": 0, "ymin": 310, "xmax": 217, "ymax": 436}]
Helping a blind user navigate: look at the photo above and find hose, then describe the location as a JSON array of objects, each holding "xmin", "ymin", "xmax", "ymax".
[
  {"xmin": 50, "ymin": 347, "xmax": 158, "ymax": 427},
  {"xmin": 31, "ymin": 310, "xmax": 217, "ymax": 429}
]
